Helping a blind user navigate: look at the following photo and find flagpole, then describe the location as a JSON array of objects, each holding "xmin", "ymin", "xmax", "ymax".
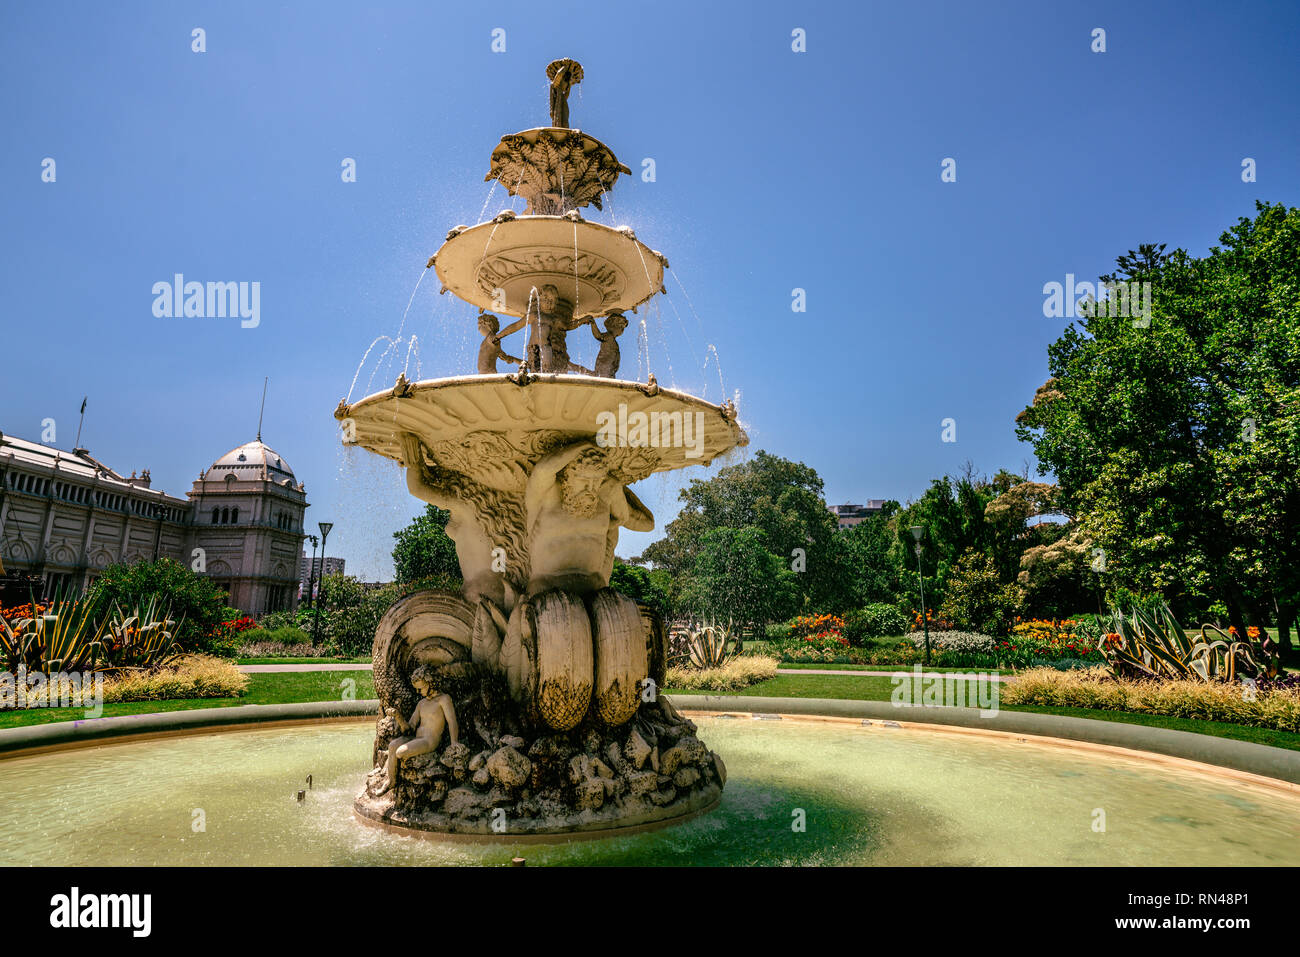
[
  {"xmin": 257, "ymin": 377, "xmax": 268, "ymax": 442},
  {"xmin": 74, "ymin": 397, "xmax": 87, "ymax": 449}
]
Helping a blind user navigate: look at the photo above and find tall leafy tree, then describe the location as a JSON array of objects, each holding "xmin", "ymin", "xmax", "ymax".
[
  {"xmin": 391, "ymin": 505, "xmax": 462, "ymax": 585},
  {"xmin": 640, "ymin": 450, "xmax": 838, "ymax": 610},
  {"xmin": 1017, "ymin": 202, "xmax": 1300, "ymax": 647},
  {"xmin": 676, "ymin": 526, "xmax": 799, "ymax": 629}
]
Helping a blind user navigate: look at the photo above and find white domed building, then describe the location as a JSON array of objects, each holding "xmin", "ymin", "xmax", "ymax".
[
  {"xmin": 187, "ymin": 440, "xmax": 309, "ymax": 615},
  {"xmin": 0, "ymin": 430, "xmax": 308, "ymax": 617}
]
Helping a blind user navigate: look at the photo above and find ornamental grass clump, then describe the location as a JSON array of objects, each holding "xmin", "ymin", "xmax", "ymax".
[
  {"xmin": 1002, "ymin": 666, "xmax": 1300, "ymax": 733},
  {"xmin": 101, "ymin": 654, "xmax": 248, "ymax": 703},
  {"xmin": 665, "ymin": 655, "xmax": 778, "ymax": 692}
]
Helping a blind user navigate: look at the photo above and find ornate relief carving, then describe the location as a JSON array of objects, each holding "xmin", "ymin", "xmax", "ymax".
[{"xmin": 485, "ymin": 129, "xmax": 630, "ymax": 215}]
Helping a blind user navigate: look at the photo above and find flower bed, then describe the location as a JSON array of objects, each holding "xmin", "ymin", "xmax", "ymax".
[{"xmin": 998, "ymin": 619, "xmax": 1107, "ymax": 669}]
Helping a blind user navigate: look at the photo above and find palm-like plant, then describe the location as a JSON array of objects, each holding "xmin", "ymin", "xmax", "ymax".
[
  {"xmin": 1098, "ymin": 602, "xmax": 1275, "ymax": 681},
  {"xmin": 684, "ymin": 619, "xmax": 741, "ymax": 669},
  {"xmin": 20, "ymin": 597, "xmax": 107, "ymax": 672},
  {"xmin": 104, "ymin": 597, "xmax": 183, "ymax": 670}
]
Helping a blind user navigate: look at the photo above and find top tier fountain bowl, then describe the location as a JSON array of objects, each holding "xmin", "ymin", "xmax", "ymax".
[{"xmin": 341, "ymin": 59, "xmax": 747, "ymax": 839}]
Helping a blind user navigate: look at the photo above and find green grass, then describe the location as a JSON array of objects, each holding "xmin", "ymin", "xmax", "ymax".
[
  {"xmin": 7, "ymin": 665, "xmax": 1297, "ymax": 754},
  {"xmin": 668, "ymin": 673, "xmax": 1300, "ymax": 752},
  {"xmin": 236, "ymin": 657, "xmax": 370, "ymax": 665},
  {"xmin": 0, "ymin": 671, "xmax": 375, "ymax": 730},
  {"xmin": 1003, "ymin": 704, "xmax": 1300, "ymax": 752},
  {"xmin": 777, "ymin": 662, "xmax": 1014, "ymax": 675}
]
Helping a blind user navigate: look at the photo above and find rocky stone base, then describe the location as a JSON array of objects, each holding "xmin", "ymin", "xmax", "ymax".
[{"xmin": 354, "ymin": 662, "xmax": 725, "ymax": 838}]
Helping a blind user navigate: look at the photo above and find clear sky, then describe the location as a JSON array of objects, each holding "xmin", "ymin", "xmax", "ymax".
[{"xmin": 3, "ymin": 0, "xmax": 1298, "ymax": 580}]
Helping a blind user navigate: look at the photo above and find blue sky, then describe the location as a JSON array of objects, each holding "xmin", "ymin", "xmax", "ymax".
[{"xmin": 3, "ymin": 0, "xmax": 1298, "ymax": 580}]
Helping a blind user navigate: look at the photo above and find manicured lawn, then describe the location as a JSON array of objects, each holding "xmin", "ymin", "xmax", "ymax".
[
  {"xmin": 1004, "ymin": 704, "xmax": 1300, "ymax": 752},
  {"xmin": 7, "ymin": 666, "xmax": 1297, "ymax": 755},
  {"xmin": 237, "ymin": 657, "xmax": 370, "ymax": 665},
  {"xmin": 667, "ymin": 673, "xmax": 1300, "ymax": 752},
  {"xmin": 777, "ymin": 662, "xmax": 1014, "ymax": 675},
  {"xmin": 670, "ymin": 674, "xmax": 903, "ymax": 702},
  {"xmin": 0, "ymin": 671, "xmax": 375, "ymax": 730}
]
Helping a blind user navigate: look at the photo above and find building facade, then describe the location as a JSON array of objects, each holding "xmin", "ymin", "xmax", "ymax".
[
  {"xmin": 829, "ymin": 501, "xmax": 888, "ymax": 529},
  {"xmin": 0, "ymin": 430, "xmax": 308, "ymax": 617},
  {"xmin": 299, "ymin": 555, "xmax": 346, "ymax": 600}
]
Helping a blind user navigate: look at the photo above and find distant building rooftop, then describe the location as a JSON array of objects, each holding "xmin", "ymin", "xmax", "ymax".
[{"xmin": 829, "ymin": 501, "xmax": 887, "ymax": 528}]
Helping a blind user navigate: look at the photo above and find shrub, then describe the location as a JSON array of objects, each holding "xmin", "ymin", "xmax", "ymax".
[
  {"xmin": 999, "ymin": 618, "xmax": 1107, "ymax": 668},
  {"xmin": 764, "ymin": 622, "xmax": 792, "ymax": 641},
  {"xmin": 236, "ymin": 640, "xmax": 329, "ymax": 658},
  {"xmin": 843, "ymin": 604, "xmax": 908, "ymax": 644},
  {"xmin": 905, "ymin": 630, "xmax": 996, "ymax": 654},
  {"xmin": 665, "ymin": 656, "xmax": 778, "ymax": 692},
  {"xmin": 240, "ymin": 625, "xmax": 311, "ymax": 647},
  {"xmin": 1098, "ymin": 603, "xmax": 1278, "ymax": 681},
  {"xmin": 787, "ymin": 614, "xmax": 846, "ymax": 641},
  {"xmin": 768, "ymin": 635, "xmax": 861, "ymax": 664},
  {"xmin": 1002, "ymin": 667, "xmax": 1300, "ymax": 733},
  {"xmin": 100, "ymin": 654, "xmax": 248, "ymax": 703},
  {"xmin": 938, "ymin": 548, "xmax": 1023, "ymax": 637},
  {"xmin": 89, "ymin": 559, "xmax": 229, "ymax": 653}
]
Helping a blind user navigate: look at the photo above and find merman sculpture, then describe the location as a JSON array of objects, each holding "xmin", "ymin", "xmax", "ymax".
[{"xmin": 345, "ymin": 60, "xmax": 745, "ymax": 838}]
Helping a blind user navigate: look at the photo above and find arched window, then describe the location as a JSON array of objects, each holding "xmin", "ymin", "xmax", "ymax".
[
  {"xmin": 232, "ymin": 507, "xmax": 239, "ymax": 524},
  {"xmin": 212, "ymin": 508, "xmax": 219, "ymax": 524},
  {"xmin": 221, "ymin": 507, "xmax": 229, "ymax": 524}
]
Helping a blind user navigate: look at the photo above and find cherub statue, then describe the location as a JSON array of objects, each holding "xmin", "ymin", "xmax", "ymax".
[
  {"xmin": 589, "ymin": 312, "xmax": 628, "ymax": 378},
  {"xmin": 375, "ymin": 665, "xmax": 458, "ymax": 796},
  {"xmin": 477, "ymin": 312, "xmax": 521, "ymax": 374},
  {"xmin": 496, "ymin": 284, "xmax": 584, "ymax": 373}
]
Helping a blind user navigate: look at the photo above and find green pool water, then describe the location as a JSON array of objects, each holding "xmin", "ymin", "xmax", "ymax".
[{"xmin": 1, "ymin": 716, "xmax": 1296, "ymax": 865}]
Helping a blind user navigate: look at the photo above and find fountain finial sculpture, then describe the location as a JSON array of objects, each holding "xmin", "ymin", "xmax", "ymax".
[
  {"xmin": 347, "ymin": 61, "xmax": 745, "ymax": 838},
  {"xmin": 547, "ymin": 58, "xmax": 583, "ymax": 128}
]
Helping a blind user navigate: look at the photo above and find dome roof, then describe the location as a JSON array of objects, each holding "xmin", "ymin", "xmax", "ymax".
[{"xmin": 210, "ymin": 440, "xmax": 295, "ymax": 480}]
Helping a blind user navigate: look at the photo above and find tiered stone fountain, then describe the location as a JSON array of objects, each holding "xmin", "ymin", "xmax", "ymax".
[{"xmin": 341, "ymin": 59, "xmax": 747, "ymax": 838}]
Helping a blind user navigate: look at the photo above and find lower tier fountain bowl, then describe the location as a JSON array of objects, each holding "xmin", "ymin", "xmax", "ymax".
[{"xmin": 1, "ymin": 715, "xmax": 1296, "ymax": 866}]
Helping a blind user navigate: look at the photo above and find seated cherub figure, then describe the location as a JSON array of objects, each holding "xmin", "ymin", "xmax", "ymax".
[
  {"xmin": 375, "ymin": 665, "xmax": 459, "ymax": 796},
  {"xmin": 589, "ymin": 312, "xmax": 628, "ymax": 378},
  {"xmin": 477, "ymin": 312, "xmax": 521, "ymax": 374}
]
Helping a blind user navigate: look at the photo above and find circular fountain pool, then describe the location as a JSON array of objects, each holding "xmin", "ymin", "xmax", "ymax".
[{"xmin": 1, "ymin": 716, "xmax": 1296, "ymax": 865}]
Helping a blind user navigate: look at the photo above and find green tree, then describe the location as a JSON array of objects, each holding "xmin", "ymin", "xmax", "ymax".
[
  {"xmin": 1017, "ymin": 202, "xmax": 1300, "ymax": 647},
  {"xmin": 610, "ymin": 558, "xmax": 671, "ymax": 618},
  {"xmin": 391, "ymin": 505, "xmax": 462, "ymax": 585},
  {"xmin": 836, "ymin": 503, "xmax": 903, "ymax": 608},
  {"xmin": 640, "ymin": 450, "xmax": 838, "ymax": 612},
  {"xmin": 676, "ymin": 526, "xmax": 799, "ymax": 629},
  {"xmin": 938, "ymin": 548, "xmax": 1023, "ymax": 636},
  {"xmin": 89, "ymin": 558, "xmax": 228, "ymax": 652}
]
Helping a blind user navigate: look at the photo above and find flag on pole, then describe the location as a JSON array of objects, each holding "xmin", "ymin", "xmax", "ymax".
[{"xmin": 80, "ymin": 397, "xmax": 87, "ymax": 414}]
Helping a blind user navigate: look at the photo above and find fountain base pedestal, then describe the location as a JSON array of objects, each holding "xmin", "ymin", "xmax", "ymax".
[{"xmin": 354, "ymin": 657, "xmax": 726, "ymax": 841}]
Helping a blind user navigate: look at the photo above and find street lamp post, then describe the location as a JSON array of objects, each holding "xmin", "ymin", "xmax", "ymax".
[
  {"xmin": 910, "ymin": 525, "xmax": 930, "ymax": 665},
  {"xmin": 304, "ymin": 534, "xmax": 319, "ymax": 611},
  {"xmin": 312, "ymin": 522, "xmax": 333, "ymax": 646}
]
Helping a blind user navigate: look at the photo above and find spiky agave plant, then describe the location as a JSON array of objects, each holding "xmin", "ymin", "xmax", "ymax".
[
  {"xmin": 0, "ymin": 611, "xmax": 34, "ymax": 672},
  {"xmin": 24, "ymin": 596, "xmax": 107, "ymax": 673},
  {"xmin": 686, "ymin": 618, "xmax": 741, "ymax": 669},
  {"xmin": 105, "ymin": 597, "xmax": 183, "ymax": 671},
  {"xmin": 1098, "ymin": 602, "xmax": 1273, "ymax": 681}
]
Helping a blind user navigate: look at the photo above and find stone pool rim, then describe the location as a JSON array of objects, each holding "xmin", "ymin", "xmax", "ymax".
[{"xmin": 1, "ymin": 695, "xmax": 1297, "ymax": 791}]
